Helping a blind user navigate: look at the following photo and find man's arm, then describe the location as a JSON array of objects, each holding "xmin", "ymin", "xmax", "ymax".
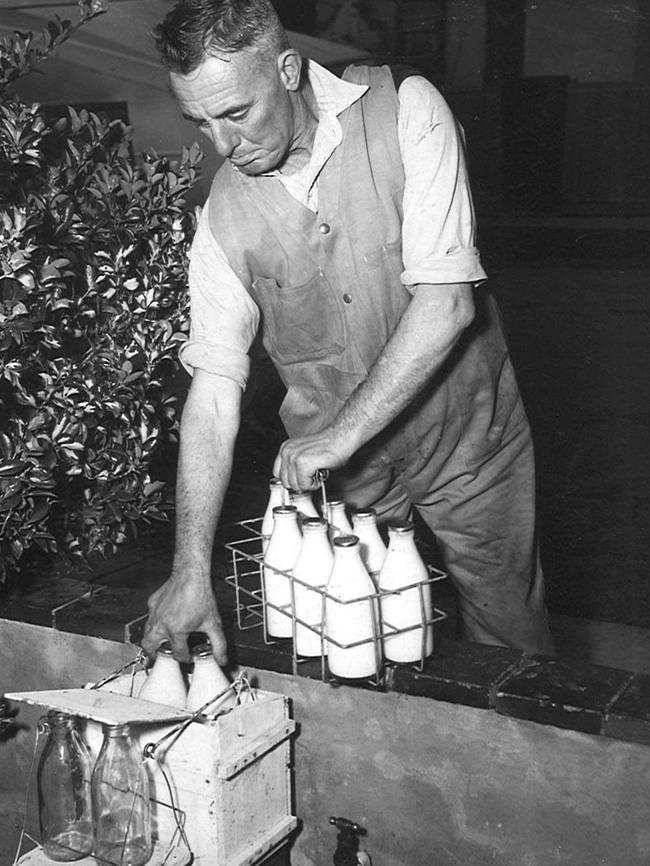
[
  {"xmin": 141, "ymin": 368, "xmax": 242, "ymax": 664},
  {"xmin": 273, "ymin": 281, "xmax": 474, "ymax": 491}
]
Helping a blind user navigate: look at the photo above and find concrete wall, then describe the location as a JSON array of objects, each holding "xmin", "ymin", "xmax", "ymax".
[{"xmin": 1, "ymin": 619, "xmax": 649, "ymax": 866}]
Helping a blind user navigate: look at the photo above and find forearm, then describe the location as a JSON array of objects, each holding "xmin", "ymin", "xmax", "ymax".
[
  {"xmin": 172, "ymin": 374, "xmax": 241, "ymax": 582},
  {"xmin": 332, "ymin": 283, "xmax": 474, "ymax": 452},
  {"xmin": 274, "ymin": 283, "xmax": 475, "ymax": 490}
]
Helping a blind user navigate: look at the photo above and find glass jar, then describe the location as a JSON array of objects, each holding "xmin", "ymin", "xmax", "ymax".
[
  {"xmin": 91, "ymin": 723, "xmax": 152, "ymax": 866},
  {"xmin": 37, "ymin": 711, "xmax": 93, "ymax": 861}
]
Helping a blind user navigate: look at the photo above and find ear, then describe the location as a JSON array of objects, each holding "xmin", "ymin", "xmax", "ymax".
[{"xmin": 277, "ymin": 48, "xmax": 303, "ymax": 92}]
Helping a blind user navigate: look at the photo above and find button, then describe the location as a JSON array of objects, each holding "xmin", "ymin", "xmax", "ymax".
[
  {"xmin": 319, "ymin": 223, "xmax": 331, "ymax": 234},
  {"xmin": 343, "ymin": 293, "xmax": 353, "ymax": 304}
]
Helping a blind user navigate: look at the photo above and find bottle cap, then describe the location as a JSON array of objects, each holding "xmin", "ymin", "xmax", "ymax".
[
  {"xmin": 388, "ymin": 519, "xmax": 414, "ymax": 533},
  {"xmin": 272, "ymin": 504, "xmax": 298, "ymax": 515},
  {"xmin": 191, "ymin": 641, "xmax": 212, "ymax": 658},
  {"xmin": 302, "ymin": 516, "xmax": 328, "ymax": 530},
  {"xmin": 333, "ymin": 534, "xmax": 359, "ymax": 548},
  {"xmin": 353, "ymin": 508, "xmax": 377, "ymax": 522}
]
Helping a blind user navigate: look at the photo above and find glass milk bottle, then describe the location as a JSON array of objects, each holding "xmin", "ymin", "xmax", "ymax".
[
  {"xmin": 37, "ymin": 711, "xmax": 93, "ymax": 861},
  {"xmin": 326, "ymin": 535, "xmax": 380, "ymax": 679},
  {"xmin": 352, "ymin": 508, "xmax": 387, "ymax": 579},
  {"xmin": 263, "ymin": 504, "xmax": 302, "ymax": 638},
  {"xmin": 293, "ymin": 517, "xmax": 333, "ymax": 657},
  {"xmin": 92, "ymin": 724, "xmax": 152, "ymax": 866},
  {"xmin": 290, "ymin": 488, "xmax": 320, "ymax": 520},
  {"xmin": 378, "ymin": 520, "xmax": 434, "ymax": 663},
  {"xmin": 137, "ymin": 641, "xmax": 187, "ymax": 707},
  {"xmin": 186, "ymin": 641, "xmax": 234, "ymax": 716},
  {"xmin": 261, "ymin": 477, "xmax": 287, "ymax": 554},
  {"xmin": 327, "ymin": 499, "xmax": 353, "ymax": 540}
]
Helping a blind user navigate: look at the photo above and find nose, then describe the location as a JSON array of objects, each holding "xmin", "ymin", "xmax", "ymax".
[{"xmin": 207, "ymin": 119, "xmax": 238, "ymax": 158}]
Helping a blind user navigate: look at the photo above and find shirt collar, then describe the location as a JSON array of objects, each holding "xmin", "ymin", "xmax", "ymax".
[
  {"xmin": 306, "ymin": 59, "xmax": 368, "ymax": 119},
  {"xmin": 255, "ymin": 60, "xmax": 367, "ymax": 185}
]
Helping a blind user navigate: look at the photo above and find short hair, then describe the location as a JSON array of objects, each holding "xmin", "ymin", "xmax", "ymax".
[{"xmin": 154, "ymin": 0, "xmax": 289, "ymax": 74}]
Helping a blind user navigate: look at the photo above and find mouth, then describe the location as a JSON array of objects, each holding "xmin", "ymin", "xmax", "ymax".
[{"xmin": 231, "ymin": 155, "xmax": 255, "ymax": 169}]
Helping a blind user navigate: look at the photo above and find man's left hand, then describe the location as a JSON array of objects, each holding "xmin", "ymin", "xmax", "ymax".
[{"xmin": 273, "ymin": 428, "xmax": 353, "ymax": 491}]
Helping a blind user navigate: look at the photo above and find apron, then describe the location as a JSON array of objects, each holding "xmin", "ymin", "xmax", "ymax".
[{"xmin": 207, "ymin": 65, "xmax": 553, "ymax": 654}]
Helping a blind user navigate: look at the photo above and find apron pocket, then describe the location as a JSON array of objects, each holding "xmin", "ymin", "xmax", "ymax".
[{"xmin": 252, "ymin": 270, "xmax": 346, "ymax": 365}]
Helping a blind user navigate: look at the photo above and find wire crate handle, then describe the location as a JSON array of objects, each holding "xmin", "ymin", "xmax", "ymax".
[{"xmin": 141, "ymin": 670, "xmax": 253, "ymax": 760}]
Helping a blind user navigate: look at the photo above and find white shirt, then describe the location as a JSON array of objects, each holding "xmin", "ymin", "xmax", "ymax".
[{"xmin": 181, "ymin": 61, "xmax": 487, "ymax": 389}]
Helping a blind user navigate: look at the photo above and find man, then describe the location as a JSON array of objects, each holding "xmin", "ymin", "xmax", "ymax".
[{"xmin": 142, "ymin": 0, "xmax": 554, "ymax": 664}]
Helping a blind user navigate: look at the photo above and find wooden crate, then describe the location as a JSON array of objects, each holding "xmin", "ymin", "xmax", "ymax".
[{"xmin": 7, "ymin": 674, "xmax": 297, "ymax": 866}]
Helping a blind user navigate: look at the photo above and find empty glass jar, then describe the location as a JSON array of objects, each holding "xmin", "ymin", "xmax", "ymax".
[
  {"xmin": 91, "ymin": 723, "xmax": 152, "ymax": 866},
  {"xmin": 37, "ymin": 711, "xmax": 93, "ymax": 861}
]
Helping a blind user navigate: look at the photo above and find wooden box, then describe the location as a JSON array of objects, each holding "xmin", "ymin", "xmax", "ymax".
[{"xmin": 7, "ymin": 673, "xmax": 297, "ymax": 866}]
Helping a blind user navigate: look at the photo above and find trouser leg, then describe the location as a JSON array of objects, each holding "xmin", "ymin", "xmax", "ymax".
[
  {"xmin": 403, "ymin": 422, "xmax": 554, "ymax": 655},
  {"xmin": 335, "ymin": 429, "xmax": 553, "ymax": 656}
]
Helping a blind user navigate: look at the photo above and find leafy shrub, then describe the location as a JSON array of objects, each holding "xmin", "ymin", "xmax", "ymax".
[{"xmin": 0, "ymin": 3, "xmax": 202, "ymax": 579}]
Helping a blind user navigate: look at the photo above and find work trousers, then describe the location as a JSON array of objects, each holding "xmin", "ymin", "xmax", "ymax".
[{"xmin": 334, "ymin": 353, "xmax": 554, "ymax": 657}]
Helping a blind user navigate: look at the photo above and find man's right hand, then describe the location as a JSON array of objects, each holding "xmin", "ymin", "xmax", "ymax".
[{"xmin": 141, "ymin": 575, "xmax": 228, "ymax": 665}]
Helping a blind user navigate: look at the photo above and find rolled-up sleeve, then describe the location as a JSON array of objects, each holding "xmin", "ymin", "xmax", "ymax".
[
  {"xmin": 397, "ymin": 76, "xmax": 487, "ymax": 289},
  {"xmin": 179, "ymin": 201, "xmax": 260, "ymax": 389}
]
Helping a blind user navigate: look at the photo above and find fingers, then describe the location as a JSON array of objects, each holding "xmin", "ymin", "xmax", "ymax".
[
  {"xmin": 275, "ymin": 442, "xmax": 323, "ymax": 491},
  {"xmin": 168, "ymin": 633, "xmax": 192, "ymax": 664},
  {"xmin": 140, "ymin": 619, "xmax": 168, "ymax": 661},
  {"xmin": 206, "ymin": 625, "xmax": 229, "ymax": 666}
]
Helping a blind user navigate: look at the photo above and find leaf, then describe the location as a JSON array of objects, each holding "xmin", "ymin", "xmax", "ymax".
[
  {"xmin": 26, "ymin": 499, "xmax": 50, "ymax": 524},
  {"xmin": 0, "ymin": 460, "xmax": 29, "ymax": 477}
]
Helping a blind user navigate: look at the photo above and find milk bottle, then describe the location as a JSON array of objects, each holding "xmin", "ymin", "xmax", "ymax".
[
  {"xmin": 293, "ymin": 517, "xmax": 333, "ymax": 657},
  {"xmin": 378, "ymin": 520, "xmax": 434, "ymax": 663},
  {"xmin": 263, "ymin": 504, "xmax": 302, "ymax": 638},
  {"xmin": 326, "ymin": 535, "xmax": 379, "ymax": 679}
]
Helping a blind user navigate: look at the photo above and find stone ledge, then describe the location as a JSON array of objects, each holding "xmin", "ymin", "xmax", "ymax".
[
  {"xmin": 494, "ymin": 656, "xmax": 634, "ymax": 736},
  {"xmin": 2, "ymin": 563, "xmax": 650, "ymax": 749}
]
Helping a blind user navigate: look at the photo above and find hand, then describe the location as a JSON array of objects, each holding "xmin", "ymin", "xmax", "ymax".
[
  {"xmin": 273, "ymin": 427, "xmax": 354, "ymax": 491},
  {"xmin": 141, "ymin": 575, "xmax": 228, "ymax": 665}
]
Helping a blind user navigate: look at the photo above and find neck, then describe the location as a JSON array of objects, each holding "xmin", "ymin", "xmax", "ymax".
[{"xmin": 280, "ymin": 80, "xmax": 319, "ymax": 174}]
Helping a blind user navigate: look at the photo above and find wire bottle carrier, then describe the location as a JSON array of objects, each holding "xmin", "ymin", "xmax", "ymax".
[{"xmin": 225, "ymin": 501, "xmax": 449, "ymax": 687}]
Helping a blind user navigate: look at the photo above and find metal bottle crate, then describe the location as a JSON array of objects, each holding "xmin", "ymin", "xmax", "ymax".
[
  {"xmin": 8, "ymin": 668, "xmax": 297, "ymax": 866},
  {"xmin": 225, "ymin": 516, "xmax": 448, "ymax": 686}
]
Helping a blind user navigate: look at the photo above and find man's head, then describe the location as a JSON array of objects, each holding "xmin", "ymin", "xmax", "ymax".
[
  {"xmin": 154, "ymin": 0, "xmax": 288, "ymax": 76},
  {"xmin": 155, "ymin": 0, "xmax": 313, "ymax": 175}
]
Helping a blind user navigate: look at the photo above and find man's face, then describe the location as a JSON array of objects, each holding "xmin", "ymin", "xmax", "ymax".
[{"xmin": 171, "ymin": 50, "xmax": 297, "ymax": 175}]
